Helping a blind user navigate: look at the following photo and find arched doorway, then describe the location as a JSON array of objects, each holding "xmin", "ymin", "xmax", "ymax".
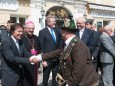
[{"xmin": 46, "ymin": 6, "xmax": 73, "ymax": 27}]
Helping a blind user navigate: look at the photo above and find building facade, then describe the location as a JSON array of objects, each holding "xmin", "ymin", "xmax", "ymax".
[{"xmin": 0, "ymin": 0, "xmax": 115, "ymax": 35}]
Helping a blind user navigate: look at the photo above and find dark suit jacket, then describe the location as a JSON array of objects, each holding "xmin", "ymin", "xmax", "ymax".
[
  {"xmin": 92, "ymin": 32, "xmax": 101, "ymax": 59},
  {"xmin": 38, "ymin": 27, "xmax": 62, "ymax": 62},
  {"xmin": 1, "ymin": 36, "xmax": 32, "ymax": 86},
  {"xmin": 42, "ymin": 36, "xmax": 100, "ymax": 86},
  {"xmin": 76, "ymin": 28, "xmax": 95, "ymax": 54}
]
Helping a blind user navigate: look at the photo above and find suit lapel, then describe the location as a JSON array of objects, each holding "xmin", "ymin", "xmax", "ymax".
[
  {"xmin": 46, "ymin": 27, "xmax": 51, "ymax": 37},
  {"xmin": 46, "ymin": 27, "xmax": 57, "ymax": 44},
  {"xmin": 46, "ymin": 27, "xmax": 55, "ymax": 42},
  {"xmin": 76, "ymin": 29, "xmax": 79, "ymax": 37},
  {"xmin": 107, "ymin": 35, "xmax": 114, "ymax": 44},
  {"xmin": 10, "ymin": 37, "xmax": 21, "ymax": 56}
]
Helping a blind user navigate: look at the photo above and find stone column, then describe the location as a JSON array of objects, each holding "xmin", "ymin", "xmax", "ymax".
[{"xmin": 29, "ymin": 0, "xmax": 44, "ymax": 36}]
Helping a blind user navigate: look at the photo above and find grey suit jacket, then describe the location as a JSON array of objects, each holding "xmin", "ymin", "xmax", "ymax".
[{"xmin": 100, "ymin": 32, "xmax": 115, "ymax": 63}]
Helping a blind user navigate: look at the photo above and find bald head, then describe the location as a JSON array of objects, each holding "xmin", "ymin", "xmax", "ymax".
[{"xmin": 76, "ymin": 17, "xmax": 86, "ymax": 30}]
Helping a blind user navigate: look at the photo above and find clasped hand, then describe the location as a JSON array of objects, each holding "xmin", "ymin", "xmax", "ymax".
[{"xmin": 29, "ymin": 54, "xmax": 42, "ymax": 64}]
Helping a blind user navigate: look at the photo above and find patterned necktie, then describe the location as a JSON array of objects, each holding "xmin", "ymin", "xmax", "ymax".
[{"xmin": 50, "ymin": 29, "xmax": 56, "ymax": 42}]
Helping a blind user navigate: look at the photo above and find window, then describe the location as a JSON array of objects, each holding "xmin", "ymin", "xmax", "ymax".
[
  {"xmin": 97, "ymin": 21, "xmax": 102, "ymax": 30},
  {"xmin": 10, "ymin": 17, "xmax": 16, "ymax": 23},
  {"xmin": 19, "ymin": 18, "xmax": 25, "ymax": 25},
  {"xmin": 103, "ymin": 21, "xmax": 110, "ymax": 26},
  {"xmin": 10, "ymin": 17, "xmax": 26, "ymax": 25},
  {"xmin": 97, "ymin": 20, "xmax": 110, "ymax": 31}
]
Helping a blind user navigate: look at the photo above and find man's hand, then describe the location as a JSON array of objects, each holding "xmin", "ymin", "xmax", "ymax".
[
  {"xmin": 29, "ymin": 54, "xmax": 43, "ymax": 64},
  {"xmin": 29, "ymin": 56, "xmax": 39, "ymax": 64},
  {"xmin": 42, "ymin": 61, "xmax": 48, "ymax": 67},
  {"xmin": 34, "ymin": 54, "xmax": 42, "ymax": 61}
]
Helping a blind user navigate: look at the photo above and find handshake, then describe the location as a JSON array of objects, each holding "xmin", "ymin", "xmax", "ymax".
[{"xmin": 29, "ymin": 54, "xmax": 42, "ymax": 64}]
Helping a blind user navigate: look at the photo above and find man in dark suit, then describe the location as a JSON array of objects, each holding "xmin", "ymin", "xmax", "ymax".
[
  {"xmin": 38, "ymin": 15, "xmax": 62, "ymax": 86},
  {"xmin": 76, "ymin": 17, "xmax": 95, "ymax": 55},
  {"xmin": 34, "ymin": 18, "xmax": 100, "ymax": 86},
  {"xmin": 0, "ymin": 23, "xmax": 38, "ymax": 86},
  {"xmin": 85, "ymin": 19, "xmax": 101, "ymax": 72}
]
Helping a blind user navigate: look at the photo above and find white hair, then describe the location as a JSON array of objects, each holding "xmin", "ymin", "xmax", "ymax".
[
  {"xmin": 76, "ymin": 17, "xmax": 86, "ymax": 23},
  {"xmin": 104, "ymin": 25, "xmax": 112, "ymax": 32}
]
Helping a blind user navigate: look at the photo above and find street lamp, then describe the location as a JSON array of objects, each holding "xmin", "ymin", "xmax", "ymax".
[
  {"xmin": 83, "ymin": 12, "xmax": 87, "ymax": 19},
  {"xmin": 41, "ymin": 7, "xmax": 45, "ymax": 17}
]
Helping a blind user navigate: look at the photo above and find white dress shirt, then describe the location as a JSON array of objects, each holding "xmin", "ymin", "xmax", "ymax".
[
  {"xmin": 47, "ymin": 27, "xmax": 56, "ymax": 40},
  {"xmin": 11, "ymin": 35, "xmax": 20, "ymax": 53},
  {"xmin": 64, "ymin": 35, "xmax": 76, "ymax": 49},
  {"xmin": 79, "ymin": 28, "xmax": 85, "ymax": 39}
]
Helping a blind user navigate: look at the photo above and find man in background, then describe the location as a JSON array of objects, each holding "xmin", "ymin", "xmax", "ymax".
[
  {"xmin": 76, "ymin": 17, "xmax": 95, "ymax": 55},
  {"xmin": 0, "ymin": 19, "xmax": 15, "ymax": 42},
  {"xmin": 100, "ymin": 25, "xmax": 115, "ymax": 86},
  {"xmin": 86, "ymin": 19, "xmax": 101, "ymax": 72},
  {"xmin": 38, "ymin": 15, "xmax": 62, "ymax": 86}
]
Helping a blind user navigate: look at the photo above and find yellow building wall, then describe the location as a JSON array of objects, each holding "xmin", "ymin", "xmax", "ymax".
[
  {"xmin": 0, "ymin": 14, "xmax": 10, "ymax": 25},
  {"xmin": 0, "ymin": 0, "xmax": 31, "ymax": 25}
]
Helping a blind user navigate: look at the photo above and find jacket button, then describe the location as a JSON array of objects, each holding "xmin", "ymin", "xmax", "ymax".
[{"xmin": 63, "ymin": 66, "xmax": 65, "ymax": 68}]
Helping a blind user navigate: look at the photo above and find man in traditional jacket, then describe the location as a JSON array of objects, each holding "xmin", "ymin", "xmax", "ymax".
[{"xmin": 34, "ymin": 18, "xmax": 100, "ymax": 86}]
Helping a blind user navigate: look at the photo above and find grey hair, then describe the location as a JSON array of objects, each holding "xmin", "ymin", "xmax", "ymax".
[
  {"xmin": 46, "ymin": 15, "xmax": 56, "ymax": 22},
  {"xmin": 104, "ymin": 25, "xmax": 112, "ymax": 31},
  {"xmin": 76, "ymin": 17, "xmax": 86, "ymax": 23}
]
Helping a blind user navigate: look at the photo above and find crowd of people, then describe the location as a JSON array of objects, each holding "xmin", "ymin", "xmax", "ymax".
[{"xmin": 0, "ymin": 15, "xmax": 115, "ymax": 86}]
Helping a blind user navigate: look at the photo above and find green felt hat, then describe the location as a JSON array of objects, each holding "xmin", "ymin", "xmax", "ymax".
[{"xmin": 61, "ymin": 18, "xmax": 76, "ymax": 31}]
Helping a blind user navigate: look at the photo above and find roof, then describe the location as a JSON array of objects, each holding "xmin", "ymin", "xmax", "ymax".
[{"xmin": 88, "ymin": 3, "xmax": 115, "ymax": 11}]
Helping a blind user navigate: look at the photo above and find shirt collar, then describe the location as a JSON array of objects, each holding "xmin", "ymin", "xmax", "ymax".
[
  {"xmin": 47, "ymin": 26, "xmax": 51, "ymax": 31},
  {"xmin": 11, "ymin": 35, "xmax": 18, "ymax": 43},
  {"xmin": 65, "ymin": 35, "xmax": 76, "ymax": 46},
  {"xmin": 79, "ymin": 28, "xmax": 85, "ymax": 32},
  {"xmin": 47, "ymin": 26, "xmax": 54, "ymax": 31},
  {"xmin": 103, "ymin": 32, "xmax": 109, "ymax": 37}
]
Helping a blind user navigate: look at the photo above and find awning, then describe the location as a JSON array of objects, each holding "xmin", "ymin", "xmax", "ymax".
[{"xmin": 89, "ymin": 4, "xmax": 115, "ymax": 11}]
